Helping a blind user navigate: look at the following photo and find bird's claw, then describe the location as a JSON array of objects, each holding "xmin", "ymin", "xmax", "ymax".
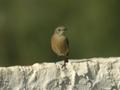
[{"xmin": 61, "ymin": 63, "xmax": 67, "ymax": 69}]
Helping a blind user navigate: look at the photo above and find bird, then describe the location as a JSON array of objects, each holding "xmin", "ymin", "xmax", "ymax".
[{"xmin": 51, "ymin": 26, "xmax": 69, "ymax": 68}]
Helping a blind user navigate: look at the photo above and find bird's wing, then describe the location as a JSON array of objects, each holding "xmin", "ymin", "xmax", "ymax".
[
  {"xmin": 65, "ymin": 37, "xmax": 69, "ymax": 55},
  {"xmin": 66, "ymin": 38, "xmax": 69, "ymax": 49},
  {"xmin": 59, "ymin": 37, "xmax": 69, "ymax": 56}
]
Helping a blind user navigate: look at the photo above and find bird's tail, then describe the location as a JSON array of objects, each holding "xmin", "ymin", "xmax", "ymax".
[
  {"xmin": 64, "ymin": 56, "xmax": 68, "ymax": 64},
  {"xmin": 62, "ymin": 56, "xmax": 69, "ymax": 68}
]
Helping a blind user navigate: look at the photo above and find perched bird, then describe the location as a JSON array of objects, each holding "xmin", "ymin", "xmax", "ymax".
[{"xmin": 51, "ymin": 26, "xmax": 69, "ymax": 67}]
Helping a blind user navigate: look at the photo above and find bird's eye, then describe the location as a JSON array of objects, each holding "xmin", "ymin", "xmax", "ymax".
[{"xmin": 58, "ymin": 29, "xmax": 61, "ymax": 31}]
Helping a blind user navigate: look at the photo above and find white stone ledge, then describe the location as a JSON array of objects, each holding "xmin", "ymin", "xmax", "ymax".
[{"xmin": 0, "ymin": 57, "xmax": 120, "ymax": 90}]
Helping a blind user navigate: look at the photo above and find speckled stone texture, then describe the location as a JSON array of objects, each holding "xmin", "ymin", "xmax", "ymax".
[{"xmin": 0, "ymin": 57, "xmax": 120, "ymax": 90}]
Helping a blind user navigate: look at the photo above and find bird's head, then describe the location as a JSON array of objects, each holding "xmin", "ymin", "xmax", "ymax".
[{"xmin": 54, "ymin": 26, "xmax": 67, "ymax": 36}]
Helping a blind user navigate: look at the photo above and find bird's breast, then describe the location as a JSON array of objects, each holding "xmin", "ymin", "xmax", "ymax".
[{"xmin": 51, "ymin": 34, "xmax": 69, "ymax": 56}]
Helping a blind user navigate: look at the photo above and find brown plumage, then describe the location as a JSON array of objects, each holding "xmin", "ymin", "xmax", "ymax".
[{"xmin": 51, "ymin": 26, "xmax": 69, "ymax": 67}]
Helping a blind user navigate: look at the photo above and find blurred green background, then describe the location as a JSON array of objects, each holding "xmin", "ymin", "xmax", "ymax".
[{"xmin": 0, "ymin": 0, "xmax": 119, "ymax": 66}]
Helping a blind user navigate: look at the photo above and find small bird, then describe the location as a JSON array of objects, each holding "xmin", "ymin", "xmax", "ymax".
[{"xmin": 51, "ymin": 26, "xmax": 69, "ymax": 67}]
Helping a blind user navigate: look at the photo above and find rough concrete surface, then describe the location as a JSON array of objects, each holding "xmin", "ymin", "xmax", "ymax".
[{"xmin": 0, "ymin": 57, "xmax": 120, "ymax": 90}]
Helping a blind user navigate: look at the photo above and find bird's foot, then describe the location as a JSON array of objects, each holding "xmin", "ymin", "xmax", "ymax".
[
  {"xmin": 61, "ymin": 63, "xmax": 67, "ymax": 69},
  {"xmin": 62, "ymin": 63, "xmax": 66, "ymax": 68},
  {"xmin": 61, "ymin": 60, "xmax": 69, "ymax": 69}
]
